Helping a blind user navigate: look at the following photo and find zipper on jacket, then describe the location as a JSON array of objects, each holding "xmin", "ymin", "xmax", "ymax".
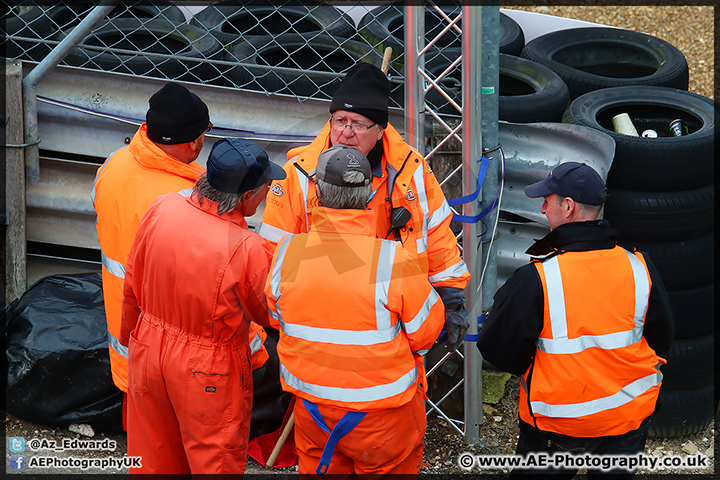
[
  {"xmin": 525, "ymin": 359, "xmax": 539, "ymax": 429},
  {"xmin": 191, "ymin": 369, "xmax": 230, "ymax": 378}
]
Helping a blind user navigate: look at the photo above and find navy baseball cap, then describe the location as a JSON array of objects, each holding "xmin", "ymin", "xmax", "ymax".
[
  {"xmin": 524, "ymin": 162, "xmax": 608, "ymax": 205},
  {"xmin": 206, "ymin": 137, "xmax": 286, "ymax": 194}
]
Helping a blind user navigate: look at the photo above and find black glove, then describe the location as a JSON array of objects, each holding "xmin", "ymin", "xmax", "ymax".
[
  {"xmin": 434, "ymin": 286, "xmax": 469, "ymax": 352},
  {"xmin": 445, "ymin": 306, "xmax": 469, "ymax": 351}
]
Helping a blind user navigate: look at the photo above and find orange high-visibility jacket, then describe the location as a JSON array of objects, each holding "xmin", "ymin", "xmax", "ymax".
[
  {"xmin": 519, "ymin": 247, "xmax": 666, "ymax": 437},
  {"xmin": 259, "ymin": 121, "xmax": 470, "ymax": 291},
  {"xmin": 265, "ymin": 207, "xmax": 445, "ymax": 412},
  {"xmin": 93, "ymin": 124, "xmax": 267, "ymax": 392}
]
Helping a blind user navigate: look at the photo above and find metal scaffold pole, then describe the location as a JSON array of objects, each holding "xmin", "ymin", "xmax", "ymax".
[
  {"xmin": 462, "ymin": 4, "xmax": 484, "ymax": 444},
  {"xmin": 403, "ymin": 3, "xmax": 424, "ymax": 151}
]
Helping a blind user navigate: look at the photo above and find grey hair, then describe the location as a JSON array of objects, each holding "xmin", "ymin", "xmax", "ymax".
[
  {"xmin": 316, "ymin": 177, "xmax": 371, "ymax": 210},
  {"xmin": 192, "ymin": 173, "xmax": 266, "ymax": 215}
]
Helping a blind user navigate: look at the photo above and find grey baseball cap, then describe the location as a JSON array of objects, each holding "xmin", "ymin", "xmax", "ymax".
[{"xmin": 316, "ymin": 145, "xmax": 371, "ymax": 187}]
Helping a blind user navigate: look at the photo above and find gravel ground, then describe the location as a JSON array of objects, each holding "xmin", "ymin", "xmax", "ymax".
[{"xmin": 4, "ymin": 4, "xmax": 715, "ymax": 477}]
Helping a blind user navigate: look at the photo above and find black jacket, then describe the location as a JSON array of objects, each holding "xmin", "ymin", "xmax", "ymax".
[{"xmin": 477, "ymin": 220, "xmax": 674, "ymax": 376}]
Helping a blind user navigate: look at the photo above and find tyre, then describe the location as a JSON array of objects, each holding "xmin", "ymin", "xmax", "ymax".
[
  {"xmin": 634, "ymin": 233, "xmax": 714, "ymax": 291},
  {"xmin": 190, "ymin": 1, "xmax": 355, "ymax": 48},
  {"xmin": 422, "ymin": 51, "xmax": 570, "ymax": 122},
  {"xmin": 521, "ymin": 27, "xmax": 688, "ymax": 99},
  {"xmin": 667, "ymin": 283, "xmax": 714, "ymax": 339},
  {"xmin": 45, "ymin": 2, "xmax": 186, "ymax": 30},
  {"xmin": 359, "ymin": 6, "xmax": 521, "ymax": 66},
  {"xmin": 659, "ymin": 334, "xmax": 713, "ymax": 391},
  {"xmin": 562, "ymin": 86, "xmax": 717, "ymax": 191},
  {"xmin": 499, "ymin": 12, "xmax": 525, "ymax": 56},
  {"xmin": 604, "ymin": 185, "xmax": 714, "ymax": 242},
  {"xmin": 647, "ymin": 382, "xmax": 714, "ymax": 438},
  {"xmin": 225, "ymin": 34, "xmax": 382, "ymax": 98},
  {"xmin": 1, "ymin": 3, "xmax": 51, "ymax": 61},
  {"xmin": 498, "ymin": 54, "xmax": 570, "ymax": 122},
  {"xmin": 60, "ymin": 19, "xmax": 223, "ymax": 83}
]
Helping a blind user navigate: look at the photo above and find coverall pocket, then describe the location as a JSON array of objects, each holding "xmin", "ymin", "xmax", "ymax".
[
  {"xmin": 185, "ymin": 362, "xmax": 233, "ymax": 425},
  {"xmin": 128, "ymin": 332, "xmax": 149, "ymax": 393}
]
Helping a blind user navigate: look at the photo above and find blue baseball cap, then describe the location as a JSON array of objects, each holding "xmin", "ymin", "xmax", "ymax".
[
  {"xmin": 206, "ymin": 137, "xmax": 286, "ymax": 194},
  {"xmin": 524, "ymin": 162, "xmax": 608, "ymax": 205}
]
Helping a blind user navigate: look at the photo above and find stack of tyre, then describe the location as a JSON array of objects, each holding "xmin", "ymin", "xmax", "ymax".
[
  {"xmin": 358, "ymin": 4, "xmax": 574, "ymax": 122},
  {"xmin": 522, "ymin": 27, "xmax": 716, "ymax": 438},
  {"xmin": 191, "ymin": 0, "xmax": 381, "ymax": 98},
  {"xmin": 3, "ymin": 2, "xmax": 223, "ymax": 82}
]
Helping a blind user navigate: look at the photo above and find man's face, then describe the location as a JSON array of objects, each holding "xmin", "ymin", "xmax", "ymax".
[
  {"xmin": 541, "ymin": 193, "xmax": 568, "ymax": 231},
  {"xmin": 329, "ymin": 110, "xmax": 383, "ymax": 156},
  {"xmin": 189, "ymin": 133, "xmax": 205, "ymax": 163},
  {"xmin": 240, "ymin": 182, "xmax": 270, "ymax": 217}
]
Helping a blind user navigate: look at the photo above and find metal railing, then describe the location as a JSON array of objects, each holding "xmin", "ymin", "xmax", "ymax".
[{"xmin": 3, "ymin": 0, "xmax": 515, "ymax": 444}]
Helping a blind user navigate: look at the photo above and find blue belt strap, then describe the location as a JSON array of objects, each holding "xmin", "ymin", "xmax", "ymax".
[{"xmin": 302, "ymin": 399, "xmax": 368, "ymax": 476}]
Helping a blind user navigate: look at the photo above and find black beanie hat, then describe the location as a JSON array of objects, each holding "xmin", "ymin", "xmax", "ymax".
[
  {"xmin": 329, "ymin": 63, "xmax": 390, "ymax": 128},
  {"xmin": 146, "ymin": 82, "xmax": 210, "ymax": 145}
]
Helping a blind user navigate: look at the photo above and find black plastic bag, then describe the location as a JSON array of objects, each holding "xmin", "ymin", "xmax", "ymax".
[
  {"xmin": 3, "ymin": 272, "xmax": 123, "ymax": 432},
  {"xmin": 249, "ymin": 327, "xmax": 293, "ymax": 440}
]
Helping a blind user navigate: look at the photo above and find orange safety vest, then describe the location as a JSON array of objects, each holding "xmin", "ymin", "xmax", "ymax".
[
  {"xmin": 265, "ymin": 207, "xmax": 445, "ymax": 412},
  {"xmin": 93, "ymin": 124, "xmax": 267, "ymax": 391},
  {"xmin": 519, "ymin": 247, "xmax": 666, "ymax": 437},
  {"xmin": 259, "ymin": 121, "xmax": 469, "ymax": 290}
]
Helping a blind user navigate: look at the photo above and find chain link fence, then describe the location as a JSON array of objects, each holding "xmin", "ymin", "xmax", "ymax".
[
  {"xmin": 4, "ymin": 0, "xmax": 477, "ymax": 436},
  {"xmin": 2, "ymin": 1, "xmax": 462, "ymax": 115}
]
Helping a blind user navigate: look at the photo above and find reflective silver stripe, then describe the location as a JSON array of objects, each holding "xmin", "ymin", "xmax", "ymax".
[
  {"xmin": 537, "ymin": 327, "xmax": 644, "ymax": 354},
  {"xmin": 268, "ymin": 308, "xmax": 281, "ymax": 322},
  {"xmin": 271, "ymin": 235, "xmax": 294, "ymax": 302},
  {"xmin": 625, "ymin": 249, "xmax": 651, "ymax": 329},
  {"xmin": 412, "ymin": 166, "xmax": 429, "ymax": 254},
  {"xmin": 295, "ymin": 162, "xmax": 311, "ymax": 232},
  {"xmin": 543, "ymin": 256, "xmax": 567, "ymax": 339},
  {"xmin": 428, "ymin": 200, "xmax": 452, "ymax": 230},
  {"xmin": 415, "ymin": 348, "xmax": 430, "ymax": 356},
  {"xmin": 529, "ymin": 372, "xmax": 660, "ymax": 418},
  {"xmin": 102, "ymin": 251, "xmax": 126, "ymax": 279},
  {"xmin": 403, "ymin": 289, "xmax": 440, "ymax": 334},
  {"xmin": 108, "ymin": 330, "xmax": 129, "ymax": 359},
  {"xmin": 280, "ymin": 363, "xmax": 418, "ymax": 403},
  {"xmin": 249, "ymin": 332, "xmax": 263, "ymax": 355},
  {"xmin": 279, "ymin": 319, "xmax": 402, "ymax": 346},
  {"xmin": 536, "ymin": 252, "xmax": 651, "ymax": 355},
  {"xmin": 428, "ymin": 260, "xmax": 469, "ymax": 285},
  {"xmin": 375, "ymin": 241, "xmax": 395, "ymax": 330},
  {"xmin": 259, "ymin": 223, "xmax": 292, "ymax": 244},
  {"xmin": 177, "ymin": 188, "xmax": 193, "ymax": 197}
]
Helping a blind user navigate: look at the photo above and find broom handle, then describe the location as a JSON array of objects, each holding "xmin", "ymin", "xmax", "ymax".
[
  {"xmin": 381, "ymin": 47, "xmax": 393, "ymax": 75},
  {"xmin": 266, "ymin": 411, "xmax": 295, "ymax": 468}
]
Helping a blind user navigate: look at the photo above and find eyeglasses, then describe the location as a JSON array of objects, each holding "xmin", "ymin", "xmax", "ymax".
[
  {"xmin": 205, "ymin": 122, "xmax": 213, "ymax": 133},
  {"xmin": 331, "ymin": 116, "xmax": 377, "ymax": 133}
]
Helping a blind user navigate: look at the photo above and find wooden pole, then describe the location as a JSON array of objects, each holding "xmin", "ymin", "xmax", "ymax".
[
  {"xmin": 266, "ymin": 411, "xmax": 294, "ymax": 468},
  {"xmin": 381, "ymin": 47, "xmax": 393, "ymax": 75},
  {"xmin": 3, "ymin": 59, "xmax": 27, "ymax": 304}
]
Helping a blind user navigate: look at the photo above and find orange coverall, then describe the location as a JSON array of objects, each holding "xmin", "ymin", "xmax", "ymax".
[
  {"xmin": 120, "ymin": 192, "xmax": 272, "ymax": 474},
  {"xmin": 93, "ymin": 123, "xmax": 268, "ymax": 393}
]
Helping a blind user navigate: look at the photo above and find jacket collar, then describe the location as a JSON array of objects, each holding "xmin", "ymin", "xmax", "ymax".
[
  {"xmin": 308, "ymin": 207, "xmax": 375, "ymax": 237},
  {"xmin": 129, "ymin": 123, "xmax": 204, "ymax": 181},
  {"xmin": 526, "ymin": 220, "xmax": 619, "ymax": 257},
  {"xmin": 296, "ymin": 120, "xmax": 414, "ymax": 173},
  {"xmin": 186, "ymin": 193, "xmax": 249, "ymax": 229}
]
